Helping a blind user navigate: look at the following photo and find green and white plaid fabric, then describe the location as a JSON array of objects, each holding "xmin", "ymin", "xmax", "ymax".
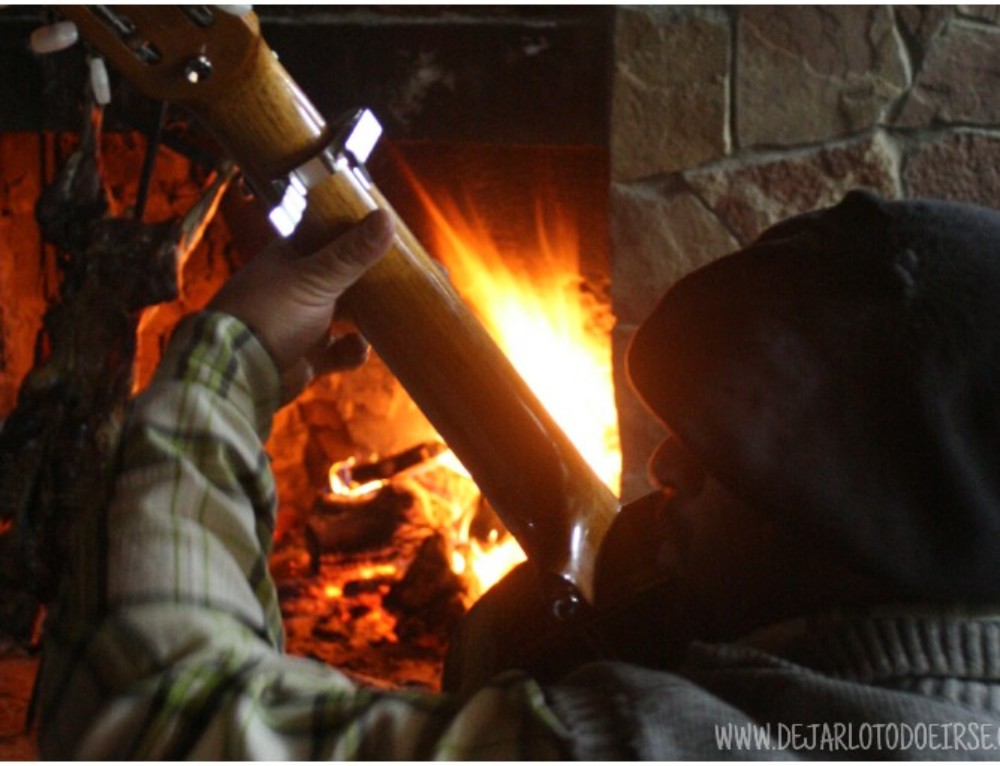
[{"xmin": 35, "ymin": 311, "xmax": 569, "ymax": 759}]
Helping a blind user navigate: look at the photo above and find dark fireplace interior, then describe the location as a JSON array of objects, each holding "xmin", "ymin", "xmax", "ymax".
[{"xmin": 4, "ymin": 5, "xmax": 1000, "ymax": 759}]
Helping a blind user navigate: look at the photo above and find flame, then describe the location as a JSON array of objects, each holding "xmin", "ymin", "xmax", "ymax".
[
  {"xmin": 406, "ymin": 178, "xmax": 621, "ymax": 494},
  {"xmin": 399, "ymin": 167, "xmax": 621, "ymax": 596},
  {"xmin": 465, "ymin": 535, "xmax": 526, "ymax": 599},
  {"xmin": 405, "ymin": 449, "xmax": 529, "ymax": 601},
  {"xmin": 323, "ymin": 583, "xmax": 342, "ymax": 599},
  {"xmin": 358, "ymin": 563, "xmax": 399, "ymax": 579},
  {"xmin": 327, "ymin": 456, "xmax": 387, "ymax": 500},
  {"xmin": 319, "ymin": 169, "xmax": 621, "ymax": 605}
]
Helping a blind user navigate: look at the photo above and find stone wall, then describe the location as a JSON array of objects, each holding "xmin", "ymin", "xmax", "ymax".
[{"xmin": 610, "ymin": 5, "xmax": 1000, "ymax": 501}]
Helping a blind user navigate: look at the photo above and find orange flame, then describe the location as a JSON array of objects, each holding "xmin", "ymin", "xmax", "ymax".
[
  {"xmin": 408, "ymin": 452, "xmax": 527, "ymax": 603},
  {"xmin": 327, "ymin": 456, "xmax": 387, "ymax": 501},
  {"xmin": 401, "ymin": 170, "xmax": 621, "ymax": 595},
  {"xmin": 406, "ymin": 183, "xmax": 621, "ymax": 495}
]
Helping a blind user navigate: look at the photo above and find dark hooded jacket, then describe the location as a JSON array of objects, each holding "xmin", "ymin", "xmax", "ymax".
[{"xmin": 543, "ymin": 191, "xmax": 1000, "ymax": 758}]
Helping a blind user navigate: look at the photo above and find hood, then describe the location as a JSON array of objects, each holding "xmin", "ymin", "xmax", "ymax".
[{"xmin": 627, "ymin": 190, "xmax": 1000, "ymax": 601}]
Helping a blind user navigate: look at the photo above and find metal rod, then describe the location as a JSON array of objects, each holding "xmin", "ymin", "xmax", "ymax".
[{"xmin": 133, "ymin": 100, "xmax": 167, "ymax": 221}]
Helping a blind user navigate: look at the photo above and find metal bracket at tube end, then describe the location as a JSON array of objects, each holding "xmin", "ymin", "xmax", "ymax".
[
  {"xmin": 268, "ymin": 108, "xmax": 384, "ymax": 238},
  {"xmin": 337, "ymin": 108, "xmax": 382, "ymax": 166}
]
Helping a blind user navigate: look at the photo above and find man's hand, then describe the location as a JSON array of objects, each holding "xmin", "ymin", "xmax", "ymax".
[{"xmin": 210, "ymin": 209, "xmax": 394, "ymax": 399}]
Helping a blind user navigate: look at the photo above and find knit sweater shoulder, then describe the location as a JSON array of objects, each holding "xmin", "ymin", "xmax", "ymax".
[{"xmin": 547, "ymin": 608, "xmax": 1000, "ymax": 759}]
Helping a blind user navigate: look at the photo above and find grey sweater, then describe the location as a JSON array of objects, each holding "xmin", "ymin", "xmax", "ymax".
[{"xmin": 548, "ymin": 609, "xmax": 1000, "ymax": 759}]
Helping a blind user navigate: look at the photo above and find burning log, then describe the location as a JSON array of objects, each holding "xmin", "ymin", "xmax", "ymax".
[
  {"xmin": 273, "ymin": 438, "xmax": 521, "ymax": 689},
  {"xmin": 334, "ymin": 442, "xmax": 447, "ymax": 487},
  {"xmin": 306, "ymin": 486, "xmax": 411, "ymax": 563},
  {"xmin": 305, "ymin": 444, "xmax": 456, "ymax": 566},
  {"xmin": 326, "ymin": 441, "xmax": 448, "ymax": 499}
]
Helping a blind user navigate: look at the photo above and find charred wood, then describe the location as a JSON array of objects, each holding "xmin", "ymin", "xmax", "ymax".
[{"xmin": 307, "ymin": 487, "xmax": 412, "ymax": 561}]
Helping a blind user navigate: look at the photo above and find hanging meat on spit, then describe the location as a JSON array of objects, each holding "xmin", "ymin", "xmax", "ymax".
[{"xmin": 0, "ymin": 79, "xmax": 232, "ymax": 640}]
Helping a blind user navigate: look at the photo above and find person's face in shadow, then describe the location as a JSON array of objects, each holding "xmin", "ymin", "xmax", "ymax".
[{"xmin": 641, "ymin": 429, "xmax": 889, "ymax": 640}]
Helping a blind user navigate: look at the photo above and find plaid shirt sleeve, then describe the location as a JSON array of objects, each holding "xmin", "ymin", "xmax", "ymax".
[{"xmin": 35, "ymin": 311, "xmax": 570, "ymax": 760}]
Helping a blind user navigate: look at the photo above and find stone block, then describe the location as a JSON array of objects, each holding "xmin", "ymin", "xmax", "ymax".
[
  {"xmin": 611, "ymin": 7, "xmax": 729, "ymax": 181},
  {"xmin": 610, "ymin": 178, "xmax": 739, "ymax": 325},
  {"xmin": 957, "ymin": 6, "xmax": 1000, "ymax": 24},
  {"xmin": 903, "ymin": 131, "xmax": 1000, "ymax": 207},
  {"xmin": 737, "ymin": 6, "xmax": 908, "ymax": 148},
  {"xmin": 686, "ymin": 132, "xmax": 900, "ymax": 245},
  {"xmin": 896, "ymin": 21, "xmax": 1000, "ymax": 127},
  {"xmin": 299, "ymin": 397, "xmax": 348, "ymax": 430},
  {"xmin": 896, "ymin": 6, "xmax": 952, "ymax": 65}
]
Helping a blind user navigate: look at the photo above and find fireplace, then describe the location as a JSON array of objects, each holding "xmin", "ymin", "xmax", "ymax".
[
  {"xmin": 3, "ymin": 4, "xmax": 1000, "ymax": 757},
  {"xmin": 0, "ymin": 5, "xmax": 617, "ymax": 700}
]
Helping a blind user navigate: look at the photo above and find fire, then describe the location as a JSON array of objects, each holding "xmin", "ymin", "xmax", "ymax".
[
  {"xmin": 465, "ymin": 535, "xmax": 526, "ymax": 596},
  {"xmin": 286, "ymin": 169, "xmax": 620, "ymax": 686},
  {"xmin": 326, "ymin": 446, "xmax": 527, "ymax": 601},
  {"xmin": 320, "ymin": 171, "xmax": 621, "ymax": 605},
  {"xmin": 398, "ymin": 168, "xmax": 620, "ymax": 597},
  {"xmin": 327, "ymin": 456, "xmax": 387, "ymax": 501},
  {"xmin": 426, "ymin": 465, "xmax": 528, "ymax": 601},
  {"xmin": 406, "ymin": 180, "xmax": 621, "ymax": 494}
]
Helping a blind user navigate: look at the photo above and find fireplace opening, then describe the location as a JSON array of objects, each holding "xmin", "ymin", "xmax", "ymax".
[{"xmin": 264, "ymin": 139, "xmax": 616, "ymax": 688}]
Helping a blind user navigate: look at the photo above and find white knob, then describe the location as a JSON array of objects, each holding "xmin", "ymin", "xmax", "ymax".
[
  {"xmin": 216, "ymin": 5, "xmax": 253, "ymax": 17},
  {"xmin": 29, "ymin": 20, "xmax": 78, "ymax": 54},
  {"xmin": 89, "ymin": 57, "xmax": 111, "ymax": 106}
]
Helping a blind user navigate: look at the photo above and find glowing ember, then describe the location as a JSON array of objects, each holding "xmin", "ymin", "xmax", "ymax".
[
  {"xmin": 305, "ymin": 556, "xmax": 402, "ymax": 647},
  {"xmin": 358, "ymin": 563, "xmax": 399, "ymax": 579},
  {"xmin": 328, "ymin": 456, "xmax": 387, "ymax": 500}
]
